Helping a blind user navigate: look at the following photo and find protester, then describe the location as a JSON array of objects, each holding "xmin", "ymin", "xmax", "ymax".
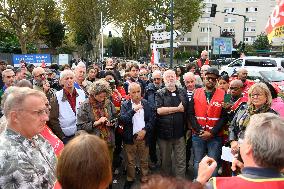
[
  {"xmin": 86, "ymin": 66, "xmax": 100, "ymax": 82},
  {"xmin": 207, "ymin": 113, "xmax": 284, "ymax": 189},
  {"xmin": 156, "ymin": 70, "xmax": 187, "ymax": 177},
  {"xmin": 229, "ymin": 82, "xmax": 277, "ymax": 155},
  {"xmin": 0, "ymin": 87, "xmax": 57, "ymax": 188},
  {"xmin": 32, "ymin": 67, "xmax": 46, "ymax": 91},
  {"xmin": 74, "ymin": 62, "xmax": 91, "ymax": 95},
  {"xmin": 77, "ymin": 79, "xmax": 116, "ymax": 159},
  {"xmin": 123, "ymin": 64, "xmax": 146, "ymax": 95},
  {"xmin": 200, "ymin": 65, "xmax": 210, "ymax": 81},
  {"xmin": 57, "ymin": 134, "xmax": 112, "ymax": 189},
  {"xmin": 188, "ymin": 67, "xmax": 227, "ymax": 177},
  {"xmin": 48, "ymin": 70, "xmax": 86, "ymax": 143},
  {"xmin": 237, "ymin": 68, "xmax": 254, "ymax": 97},
  {"xmin": 218, "ymin": 74, "xmax": 230, "ymax": 92},
  {"xmin": 120, "ymin": 82, "xmax": 154, "ymax": 189},
  {"xmin": 196, "ymin": 50, "xmax": 210, "ymax": 69}
]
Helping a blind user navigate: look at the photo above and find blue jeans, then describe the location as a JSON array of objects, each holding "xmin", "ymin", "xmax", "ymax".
[{"xmin": 192, "ymin": 135, "xmax": 222, "ymax": 178}]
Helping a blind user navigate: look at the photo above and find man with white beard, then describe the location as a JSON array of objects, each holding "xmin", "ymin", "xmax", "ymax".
[{"xmin": 155, "ymin": 70, "xmax": 187, "ymax": 177}]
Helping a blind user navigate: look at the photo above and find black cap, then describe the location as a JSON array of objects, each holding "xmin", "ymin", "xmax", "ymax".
[{"xmin": 205, "ymin": 67, "xmax": 219, "ymax": 77}]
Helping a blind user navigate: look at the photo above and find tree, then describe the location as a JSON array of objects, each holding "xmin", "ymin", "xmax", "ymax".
[
  {"xmin": 62, "ymin": 0, "xmax": 111, "ymax": 59},
  {"xmin": 109, "ymin": 0, "xmax": 203, "ymax": 59},
  {"xmin": 253, "ymin": 32, "xmax": 271, "ymax": 50},
  {"xmin": 0, "ymin": 0, "xmax": 58, "ymax": 54},
  {"xmin": 39, "ymin": 19, "xmax": 65, "ymax": 51}
]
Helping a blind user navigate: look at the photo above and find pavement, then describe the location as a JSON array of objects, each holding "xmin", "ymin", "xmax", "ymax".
[{"xmin": 112, "ymin": 149, "xmax": 194, "ymax": 189}]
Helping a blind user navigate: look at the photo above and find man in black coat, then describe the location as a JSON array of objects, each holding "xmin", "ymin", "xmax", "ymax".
[{"xmin": 120, "ymin": 82, "xmax": 154, "ymax": 189}]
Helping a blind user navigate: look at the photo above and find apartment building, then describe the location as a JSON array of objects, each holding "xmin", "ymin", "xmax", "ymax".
[{"xmin": 179, "ymin": 0, "xmax": 278, "ymax": 49}]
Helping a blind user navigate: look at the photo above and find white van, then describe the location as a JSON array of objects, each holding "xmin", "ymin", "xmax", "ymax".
[{"xmin": 220, "ymin": 56, "xmax": 284, "ymax": 76}]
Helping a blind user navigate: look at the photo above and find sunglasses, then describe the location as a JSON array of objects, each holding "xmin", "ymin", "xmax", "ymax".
[
  {"xmin": 206, "ymin": 76, "xmax": 217, "ymax": 82},
  {"xmin": 229, "ymin": 87, "xmax": 240, "ymax": 91}
]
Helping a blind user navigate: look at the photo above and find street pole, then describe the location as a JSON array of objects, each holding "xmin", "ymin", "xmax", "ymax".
[
  {"xmin": 207, "ymin": 22, "xmax": 210, "ymax": 52},
  {"xmin": 243, "ymin": 15, "xmax": 246, "ymax": 45},
  {"xmin": 101, "ymin": 12, "xmax": 104, "ymax": 65},
  {"xmin": 170, "ymin": 0, "xmax": 174, "ymax": 68}
]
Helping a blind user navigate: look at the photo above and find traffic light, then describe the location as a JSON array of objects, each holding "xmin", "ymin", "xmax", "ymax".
[{"xmin": 210, "ymin": 4, "xmax": 217, "ymax": 17}]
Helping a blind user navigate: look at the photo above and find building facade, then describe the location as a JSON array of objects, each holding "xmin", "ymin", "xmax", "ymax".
[{"xmin": 179, "ymin": 0, "xmax": 277, "ymax": 50}]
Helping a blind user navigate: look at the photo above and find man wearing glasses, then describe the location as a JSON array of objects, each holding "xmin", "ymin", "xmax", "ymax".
[
  {"xmin": 0, "ymin": 87, "xmax": 57, "ymax": 188},
  {"xmin": 32, "ymin": 67, "xmax": 46, "ymax": 91},
  {"xmin": 144, "ymin": 70, "xmax": 164, "ymax": 169},
  {"xmin": 188, "ymin": 67, "xmax": 227, "ymax": 177}
]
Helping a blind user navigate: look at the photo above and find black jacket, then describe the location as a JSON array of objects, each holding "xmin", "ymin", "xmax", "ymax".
[
  {"xmin": 155, "ymin": 87, "xmax": 187, "ymax": 140},
  {"xmin": 120, "ymin": 99, "xmax": 154, "ymax": 145}
]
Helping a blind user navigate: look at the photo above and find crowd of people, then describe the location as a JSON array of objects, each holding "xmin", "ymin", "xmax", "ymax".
[{"xmin": 0, "ymin": 51, "xmax": 283, "ymax": 189}]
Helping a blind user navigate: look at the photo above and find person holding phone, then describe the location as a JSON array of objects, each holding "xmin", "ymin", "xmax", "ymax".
[{"xmin": 76, "ymin": 79, "xmax": 116, "ymax": 160}]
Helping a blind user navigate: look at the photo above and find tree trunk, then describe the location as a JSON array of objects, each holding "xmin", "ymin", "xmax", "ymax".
[{"xmin": 19, "ymin": 37, "xmax": 27, "ymax": 54}]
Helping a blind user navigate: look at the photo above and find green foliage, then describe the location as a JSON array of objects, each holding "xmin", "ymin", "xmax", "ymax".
[
  {"xmin": 253, "ymin": 32, "xmax": 271, "ymax": 50},
  {"xmin": 39, "ymin": 19, "xmax": 65, "ymax": 49},
  {"xmin": 0, "ymin": 0, "xmax": 59, "ymax": 53},
  {"xmin": 109, "ymin": 37, "xmax": 124, "ymax": 57}
]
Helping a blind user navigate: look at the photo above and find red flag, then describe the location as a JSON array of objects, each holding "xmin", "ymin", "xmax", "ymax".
[
  {"xmin": 150, "ymin": 49, "xmax": 155, "ymax": 65},
  {"xmin": 41, "ymin": 60, "xmax": 46, "ymax": 68}
]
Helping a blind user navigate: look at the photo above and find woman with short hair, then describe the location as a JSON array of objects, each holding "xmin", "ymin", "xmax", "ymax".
[
  {"xmin": 229, "ymin": 82, "xmax": 278, "ymax": 154},
  {"xmin": 77, "ymin": 79, "xmax": 116, "ymax": 159}
]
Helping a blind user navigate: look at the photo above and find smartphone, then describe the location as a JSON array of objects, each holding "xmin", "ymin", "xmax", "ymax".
[{"xmin": 224, "ymin": 94, "xmax": 231, "ymax": 103}]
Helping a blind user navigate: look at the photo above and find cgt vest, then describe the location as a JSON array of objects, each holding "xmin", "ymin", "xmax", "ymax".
[
  {"xmin": 56, "ymin": 89, "xmax": 86, "ymax": 137},
  {"xmin": 213, "ymin": 175, "xmax": 284, "ymax": 189},
  {"xmin": 193, "ymin": 88, "xmax": 225, "ymax": 134},
  {"xmin": 197, "ymin": 58, "xmax": 210, "ymax": 68}
]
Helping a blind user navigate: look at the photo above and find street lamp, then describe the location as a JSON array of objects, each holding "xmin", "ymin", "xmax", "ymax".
[
  {"xmin": 212, "ymin": 23, "xmax": 222, "ymax": 36},
  {"xmin": 169, "ymin": 0, "xmax": 174, "ymax": 68}
]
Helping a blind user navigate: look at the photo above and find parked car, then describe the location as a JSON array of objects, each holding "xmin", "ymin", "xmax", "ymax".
[{"xmin": 220, "ymin": 56, "xmax": 284, "ymax": 76}]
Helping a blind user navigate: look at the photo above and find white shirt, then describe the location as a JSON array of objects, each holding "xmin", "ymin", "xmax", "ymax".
[{"xmin": 131, "ymin": 101, "xmax": 145, "ymax": 135}]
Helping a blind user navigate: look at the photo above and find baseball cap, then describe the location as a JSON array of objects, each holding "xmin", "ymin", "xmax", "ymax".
[{"xmin": 205, "ymin": 67, "xmax": 219, "ymax": 77}]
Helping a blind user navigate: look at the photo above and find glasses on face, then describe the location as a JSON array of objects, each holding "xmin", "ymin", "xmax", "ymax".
[
  {"xmin": 250, "ymin": 93, "xmax": 265, "ymax": 98},
  {"xmin": 35, "ymin": 73, "xmax": 45, "ymax": 78},
  {"xmin": 229, "ymin": 87, "xmax": 240, "ymax": 91},
  {"xmin": 153, "ymin": 78, "xmax": 161, "ymax": 81},
  {"xmin": 206, "ymin": 76, "xmax": 217, "ymax": 82},
  {"xmin": 105, "ymin": 68, "xmax": 113, "ymax": 70},
  {"xmin": 19, "ymin": 107, "xmax": 50, "ymax": 116}
]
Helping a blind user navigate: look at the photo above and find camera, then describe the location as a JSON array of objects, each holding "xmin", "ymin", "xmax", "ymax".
[{"xmin": 110, "ymin": 118, "xmax": 118, "ymax": 124}]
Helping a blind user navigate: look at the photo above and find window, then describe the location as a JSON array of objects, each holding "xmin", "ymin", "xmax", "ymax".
[
  {"xmin": 228, "ymin": 59, "xmax": 243, "ymax": 67},
  {"xmin": 224, "ymin": 18, "xmax": 236, "ymax": 23},
  {"xmin": 224, "ymin": 7, "xmax": 235, "ymax": 13},
  {"xmin": 200, "ymin": 27, "xmax": 212, "ymax": 33},
  {"xmin": 246, "ymin": 7, "xmax": 258, "ymax": 13},
  {"xmin": 245, "ymin": 59, "xmax": 277, "ymax": 67},
  {"xmin": 246, "ymin": 17, "xmax": 256, "ymax": 22}
]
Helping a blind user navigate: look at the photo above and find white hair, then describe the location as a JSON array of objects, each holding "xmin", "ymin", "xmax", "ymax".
[
  {"xmin": 60, "ymin": 69, "xmax": 75, "ymax": 80},
  {"xmin": 32, "ymin": 67, "xmax": 45, "ymax": 76},
  {"xmin": 183, "ymin": 72, "xmax": 195, "ymax": 81},
  {"xmin": 152, "ymin": 70, "xmax": 162, "ymax": 78}
]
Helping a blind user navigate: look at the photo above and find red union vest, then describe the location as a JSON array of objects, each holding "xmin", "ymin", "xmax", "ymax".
[
  {"xmin": 193, "ymin": 88, "xmax": 225, "ymax": 133},
  {"xmin": 213, "ymin": 175, "xmax": 284, "ymax": 189},
  {"xmin": 231, "ymin": 96, "xmax": 248, "ymax": 112},
  {"xmin": 197, "ymin": 58, "xmax": 210, "ymax": 68}
]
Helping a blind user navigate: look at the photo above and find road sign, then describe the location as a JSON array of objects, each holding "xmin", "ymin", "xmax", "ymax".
[
  {"xmin": 151, "ymin": 30, "xmax": 181, "ymax": 41},
  {"xmin": 151, "ymin": 42, "xmax": 179, "ymax": 49},
  {"xmin": 146, "ymin": 24, "xmax": 166, "ymax": 31},
  {"xmin": 212, "ymin": 37, "xmax": 232, "ymax": 55}
]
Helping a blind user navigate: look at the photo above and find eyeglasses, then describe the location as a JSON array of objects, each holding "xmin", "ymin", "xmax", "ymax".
[
  {"xmin": 19, "ymin": 107, "xmax": 50, "ymax": 116},
  {"xmin": 229, "ymin": 87, "xmax": 240, "ymax": 91},
  {"xmin": 105, "ymin": 68, "xmax": 113, "ymax": 70},
  {"xmin": 35, "ymin": 73, "xmax": 45, "ymax": 78},
  {"xmin": 206, "ymin": 76, "xmax": 217, "ymax": 82},
  {"xmin": 250, "ymin": 93, "xmax": 265, "ymax": 98},
  {"xmin": 153, "ymin": 78, "xmax": 161, "ymax": 81}
]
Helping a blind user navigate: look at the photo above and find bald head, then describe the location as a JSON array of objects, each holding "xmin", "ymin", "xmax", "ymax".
[
  {"xmin": 128, "ymin": 82, "xmax": 141, "ymax": 103},
  {"xmin": 237, "ymin": 68, "xmax": 248, "ymax": 82},
  {"xmin": 230, "ymin": 79, "xmax": 244, "ymax": 97}
]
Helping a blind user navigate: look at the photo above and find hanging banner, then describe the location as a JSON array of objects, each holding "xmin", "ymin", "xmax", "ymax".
[{"xmin": 265, "ymin": 0, "xmax": 284, "ymax": 43}]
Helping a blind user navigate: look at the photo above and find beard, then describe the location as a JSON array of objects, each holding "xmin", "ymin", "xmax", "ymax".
[{"xmin": 165, "ymin": 81, "xmax": 176, "ymax": 90}]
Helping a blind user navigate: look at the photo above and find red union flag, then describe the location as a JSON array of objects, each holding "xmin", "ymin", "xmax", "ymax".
[{"xmin": 266, "ymin": 0, "xmax": 284, "ymax": 43}]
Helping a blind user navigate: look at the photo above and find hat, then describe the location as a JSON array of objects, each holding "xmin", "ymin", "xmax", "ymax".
[{"xmin": 205, "ymin": 67, "xmax": 219, "ymax": 77}]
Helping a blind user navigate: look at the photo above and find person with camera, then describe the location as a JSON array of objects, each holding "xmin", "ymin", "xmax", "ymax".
[
  {"xmin": 76, "ymin": 79, "xmax": 117, "ymax": 159},
  {"xmin": 120, "ymin": 82, "xmax": 154, "ymax": 189},
  {"xmin": 188, "ymin": 67, "xmax": 227, "ymax": 178}
]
